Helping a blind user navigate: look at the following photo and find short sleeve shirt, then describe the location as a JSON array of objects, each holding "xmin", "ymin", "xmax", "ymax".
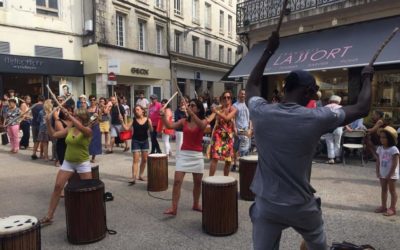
[
  {"xmin": 233, "ymin": 101, "xmax": 250, "ymax": 130},
  {"xmin": 136, "ymin": 98, "xmax": 149, "ymax": 108},
  {"xmin": 377, "ymin": 146, "xmax": 399, "ymax": 179},
  {"xmin": 248, "ymin": 96, "xmax": 345, "ymax": 205},
  {"xmin": 149, "ymin": 102, "xmax": 162, "ymax": 126}
]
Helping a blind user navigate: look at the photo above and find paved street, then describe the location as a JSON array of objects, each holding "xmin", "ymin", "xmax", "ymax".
[{"xmin": 1, "ymin": 141, "xmax": 399, "ymax": 250}]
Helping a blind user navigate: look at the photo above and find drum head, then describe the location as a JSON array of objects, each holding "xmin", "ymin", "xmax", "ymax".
[
  {"xmin": 149, "ymin": 153, "xmax": 167, "ymax": 157},
  {"xmin": 0, "ymin": 215, "xmax": 38, "ymax": 235},
  {"xmin": 203, "ymin": 176, "xmax": 236, "ymax": 184},
  {"xmin": 240, "ymin": 155, "xmax": 258, "ymax": 162}
]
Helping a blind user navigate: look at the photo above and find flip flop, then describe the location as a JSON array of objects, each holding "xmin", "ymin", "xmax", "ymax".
[
  {"xmin": 138, "ymin": 176, "xmax": 147, "ymax": 182},
  {"xmin": 192, "ymin": 206, "xmax": 203, "ymax": 212},
  {"xmin": 163, "ymin": 208, "xmax": 177, "ymax": 216},
  {"xmin": 374, "ymin": 206, "xmax": 387, "ymax": 213},
  {"xmin": 39, "ymin": 216, "xmax": 53, "ymax": 227},
  {"xmin": 383, "ymin": 208, "xmax": 396, "ymax": 216}
]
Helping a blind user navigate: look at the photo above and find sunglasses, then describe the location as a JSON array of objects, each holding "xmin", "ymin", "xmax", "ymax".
[{"xmin": 223, "ymin": 96, "xmax": 231, "ymax": 100}]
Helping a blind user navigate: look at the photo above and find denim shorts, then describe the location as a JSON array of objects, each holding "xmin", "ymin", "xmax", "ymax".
[{"xmin": 131, "ymin": 139, "xmax": 149, "ymax": 152}]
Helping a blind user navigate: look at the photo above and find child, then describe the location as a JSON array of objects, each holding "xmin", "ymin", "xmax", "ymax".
[{"xmin": 374, "ymin": 126, "xmax": 399, "ymax": 216}]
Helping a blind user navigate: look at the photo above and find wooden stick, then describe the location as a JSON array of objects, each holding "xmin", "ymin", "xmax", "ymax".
[
  {"xmin": 46, "ymin": 84, "xmax": 63, "ymax": 107},
  {"xmin": 3, "ymin": 103, "xmax": 39, "ymax": 127},
  {"xmin": 276, "ymin": 0, "xmax": 289, "ymax": 33},
  {"xmin": 161, "ymin": 92, "xmax": 178, "ymax": 110},
  {"xmin": 369, "ymin": 27, "xmax": 399, "ymax": 66}
]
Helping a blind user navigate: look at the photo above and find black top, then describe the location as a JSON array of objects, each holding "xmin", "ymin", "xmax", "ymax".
[
  {"xmin": 174, "ymin": 109, "xmax": 187, "ymax": 132},
  {"xmin": 110, "ymin": 105, "xmax": 125, "ymax": 125},
  {"xmin": 132, "ymin": 118, "xmax": 149, "ymax": 141},
  {"xmin": 31, "ymin": 103, "xmax": 43, "ymax": 127}
]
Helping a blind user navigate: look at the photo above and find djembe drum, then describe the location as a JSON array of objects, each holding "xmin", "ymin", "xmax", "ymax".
[
  {"xmin": 239, "ymin": 155, "xmax": 258, "ymax": 201},
  {"xmin": 0, "ymin": 215, "xmax": 41, "ymax": 250},
  {"xmin": 147, "ymin": 154, "xmax": 168, "ymax": 192},
  {"xmin": 64, "ymin": 179, "xmax": 106, "ymax": 244},
  {"xmin": 69, "ymin": 165, "xmax": 99, "ymax": 184},
  {"xmin": 202, "ymin": 176, "xmax": 238, "ymax": 236}
]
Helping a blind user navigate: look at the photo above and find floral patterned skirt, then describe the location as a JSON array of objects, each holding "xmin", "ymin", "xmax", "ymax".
[{"xmin": 210, "ymin": 128, "xmax": 234, "ymax": 162}]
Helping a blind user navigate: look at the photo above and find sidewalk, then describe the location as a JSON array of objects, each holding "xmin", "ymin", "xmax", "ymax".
[{"xmin": 0, "ymin": 140, "xmax": 399, "ymax": 249}]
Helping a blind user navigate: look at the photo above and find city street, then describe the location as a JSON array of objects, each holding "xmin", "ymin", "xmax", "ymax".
[{"xmin": 1, "ymin": 141, "xmax": 399, "ymax": 250}]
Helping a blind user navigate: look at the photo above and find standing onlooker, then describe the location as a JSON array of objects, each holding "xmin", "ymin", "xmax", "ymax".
[
  {"xmin": 106, "ymin": 96, "xmax": 125, "ymax": 153},
  {"xmin": 19, "ymin": 95, "xmax": 32, "ymax": 150},
  {"xmin": 162, "ymin": 99, "xmax": 207, "ymax": 215},
  {"xmin": 374, "ymin": 126, "xmax": 399, "ymax": 217},
  {"xmin": 174, "ymin": 98, "xmax": 188, "ymax": 156},
  {"xmin": 37, "ymin": 100, "xmax": 53, "ymax": 161},
  {"xmin": 207, "ymin": 91, "xmax": 237, "ymax": 176},
  {"xmin": 88, "ymin": 95, "xmax": 102, "ymax": 162},
  {"xmin": 121, "ymin": 105, "xmax": 153, "ymax": 184},
  {"xmin": 365, "ymin": 110, "xmax": 386, "ymax": 160},
  {"xmin": 121, "ymin": 96, "xmax": 131, "ymax": 151},
  {"xmin": 5, "ymin": 99, "xmax": 20, "ymax": 153},
  {"xmin": 8, "ymin": 89, "xmax": 19, "ymax": 106},
  {"xmin": 52, "ymin": 98, "xmax": 73, "ymax": 167},
  {"xmin": 136, "ymin": 93, "xmax": 149, "ymax": 109},
  {"xmin": 78, "ymin": 95, "xmax": 88, "ymax": 109},
  {"xmin": 231, "ymin": 89, "xmax": 252, "ymax": 172},
  {"xmin": 99, "ymin": 97, "xmax": 111, "ymax": 149},
  {"xmin": 324, "ymin": 95, "xmax": 343, "ymax": 164},
  {"xmin": 1, "ymin": 94, "xmax": 9, "ymax": 124},
  {"xmin": 148, "ymin": 94, "xmax": 162, "ymax": 154},
  {"xmin": 31, "ymin": 95, "xmax": 45, "ymax": 160},
  {"xmin": 159, "ymin": 99, "xmax": 174, "ymax": 157}
]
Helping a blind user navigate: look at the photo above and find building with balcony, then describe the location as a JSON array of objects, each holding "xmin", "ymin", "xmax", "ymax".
[
  {"xmin": 0, "ymin": 0, "xmax": 84, "ymax": 100},
  {"xmin": 229, "ymin": 0, "xmax": 400, "ymax": 125}
]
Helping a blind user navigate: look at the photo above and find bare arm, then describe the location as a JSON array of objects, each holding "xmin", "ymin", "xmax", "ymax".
[
  {"xmin": 186, "ymin": 107, "xmax": 208, "ymax": 130},
  {"xmin": 246, "ymin": 32, "xmax": 280, "ymax": 105},
  {"xmin": 215, "ymin": 106, "xmax": 237, "ymax": 122},
  {"xmin": 206, "ymin": 112, "xmax": 216, "ymax": 124},
  {"xmin": 46, "ymin": 113, "xmax": 68, "ymax": 139},
  {"xmin": 121, "ymin": 120, "xmax": 133, "ymax": 131},
  {"xmin": 387, "ymin": 154, "xmax": 399, "ymax": 179},
  {"xmin": 161, "ymin": 109, "xmax": 184, "ymax": 130},
  {"xmin": 367, "ymin": 120, "xmax": 384, "ymax": 133},
  {"xmin": 63, "ymin": 109, "xmax": 92, "ymax": 137},
  {"xmin": 341, "ymin": 66, "xmax": 374, "ymax": 125}
]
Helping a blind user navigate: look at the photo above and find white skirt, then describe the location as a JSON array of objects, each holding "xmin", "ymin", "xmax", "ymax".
[{"xmin": 175, "ymin": 150, "xmax": 204, "ymax": 173}]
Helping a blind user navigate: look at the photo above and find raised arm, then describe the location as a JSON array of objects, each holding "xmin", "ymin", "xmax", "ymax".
[
  {"xmin": 62, "ymin": 109, "xmax": 92, "ymax": 137},
  {"xmin": 214, "ymin": 106, "xmax": 237, "ymax": 122},
  {"xmin": 46, "ymin": 111, "xmax": 68, "ymax": 139},
  {"xmin": 341, "ymin": 66, "xmax": 374, "ymax": 125},
  {"xmin": 160, "ymin": 109, "xmax": 183, "ymax": 130},
  {"xmin": 186, "ymin": 107, "xmax": 208, "ymax": 130},
  {"xmin": 246, "ymin": 32, "xmax": 280, "ymax": 105}
]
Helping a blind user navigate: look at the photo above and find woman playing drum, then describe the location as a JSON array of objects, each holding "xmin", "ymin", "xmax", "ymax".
[
  {"xmin": 161, "ymin": 99, "xmax": 208, "ymax": 216},
  {"xmin": 40, "ymin": 108, "xmax": 93, "ymax": 226}
]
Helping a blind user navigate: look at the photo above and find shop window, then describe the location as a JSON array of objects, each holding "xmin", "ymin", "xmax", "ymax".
[
  {"xmin": 36, "ymin": 0, "xmax": 58, "ymax": 17},
  {"xmin": 152, "ymin": 86, "xmax": 161, "ymax": 100},
  {"xmin": 35, "ymin": 45, "xmax": 63, "ymax": 58},
  {"xmin": 0, "ymin": 41, "xmax": 10, "ymax": 54}
]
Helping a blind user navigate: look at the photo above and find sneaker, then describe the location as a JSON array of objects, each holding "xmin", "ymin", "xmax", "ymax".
[{"xmin": 231, "ymin": 164, "xmax": 237, "ymax": 172}]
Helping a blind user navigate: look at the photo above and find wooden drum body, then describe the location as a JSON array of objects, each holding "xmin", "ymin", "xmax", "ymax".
[
  {"xmin": 0, "ymin": 215, "xmax": 41, "ymax": 250},
  {"xmin": 64, "ymin": 179, "xmax": 106, "ymax": 244},
  {"xmin": 202, "ymin": 176, "xmax": 238, "ymax": 236},
  {"xmin": 147, "ymin": 154, "xmax": 168, "ymax": 192},
  {"xmin": 69, "ymin": 165, "xmax": 99, "ymax": 184},
  {"xmin": 239, "ymin": 155, "xmax": 258, "ymax": 201}
]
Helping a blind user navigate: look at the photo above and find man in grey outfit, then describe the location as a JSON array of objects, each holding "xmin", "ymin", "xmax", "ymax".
[{"xmin": 246, "ymin": 32, "xmax": 374, "ymax": 249}]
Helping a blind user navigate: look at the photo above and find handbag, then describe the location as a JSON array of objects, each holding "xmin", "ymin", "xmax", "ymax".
[
  {"xmin": 1, "ymin": 133, "xmax": 9, "ymax": 145},
  {"xmin": 119, "ymin": 130, "xmax": 132, "ymax": 142}
]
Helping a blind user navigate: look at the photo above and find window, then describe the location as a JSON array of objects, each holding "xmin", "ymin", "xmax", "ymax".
[
  {"xmin": 192, "ymin": 36, "xmax": 199, "ymax": 57},
  {"xmin": 156, "ymin": 26, "xmax": 163, "ymax": 55},
  {"xmin": 36, "ymin": 0, "xmax": 58, "ymax": 16},
  {"xmin": 0, "ymin": 0, "xmax": 4, "ymax": 7},
  {"xmin": 138, "ymin": 20, "xmax": 146, "ymax": 51},
  {"xmin": 174, "ymin": 0, "xmax": 182, "ymax": 15},
  {"xmin": 116, "ymin": 13, "xmax": 125, "ymax": 47},
  {"xmin": 192, "ymin": 0, "xmax": 199, "ymax": 23},
  {"xmin": 219, "ymin": 45, "xmax": 224, "ymax": 62},
  {"xmin": 219, "ymin": 11, "xmax": 224, "ymax": 34},
  {"xmin": 35, "ymin": 45, "xmax": 63, "ymax": 58},
  {"xmin": 228, "ymin": 15, "xmax": 233, "ymax": 37},
  {"xmin": 155, "ymin": 0, "xmax": 164, "ymax": 9},
  {"xmin": 227, "ymin": 48, "xmax": 232, "ymax": 64},
  {"xmin": 174, "ymin": 31, "xmax": 182, "ymax": 53},
  {"xmin": 205, "ymin": 41, "xmax": 211, "ymax": 60},
  {"xmin": 205, "ymin": 3, "xmax": 211, "ymax": 29},
  {"xmin": 0, "ymin": 41, "xmax": 10, "ymax": 54}
]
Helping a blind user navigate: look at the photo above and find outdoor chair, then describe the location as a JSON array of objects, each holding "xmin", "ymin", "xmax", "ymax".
[{"xmin": 341, "ymin": 130, "xmax": 366, "ymax": 167}]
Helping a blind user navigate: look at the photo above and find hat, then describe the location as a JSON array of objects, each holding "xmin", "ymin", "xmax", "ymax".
[
  {"xmin": 79, "ymin": 94, "xmax": 87, "ymax": 99},
  {"xmin": 381, "ymin": 126, "xmax": 398, "ymax": 145},
  {"xmin": 286, "ymin": 70, "xmax": 317, "ymax": 87},
  {"xmin": 150, "ymin": 94, "xmax": 158, "ymax": 99},
  {"xmin": 329, "ymin": 95, "xmax": 342, "ymax": 104}
]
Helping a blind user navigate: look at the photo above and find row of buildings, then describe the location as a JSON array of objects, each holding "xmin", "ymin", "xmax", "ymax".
[
  {"xmin": 228, "ymin": 0, "xmax": 400, "ymax": 125},
  {"xmin": 0, "ymin": 0, "xmax": 241, "ymax": 108}
]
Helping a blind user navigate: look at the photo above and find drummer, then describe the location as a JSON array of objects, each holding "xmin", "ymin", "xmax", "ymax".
[
  {"xmin": 161, "ymin": 99, "xmax": 208, "ymax": 216},
  {"xmin": 40, "ymin": 108, "xmax": 93, "ymax": 226}
]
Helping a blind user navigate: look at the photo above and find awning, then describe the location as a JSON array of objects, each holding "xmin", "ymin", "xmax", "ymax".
[{"xmin": 229, "ymin": 16, "xmax": 400, "ymax": 78}]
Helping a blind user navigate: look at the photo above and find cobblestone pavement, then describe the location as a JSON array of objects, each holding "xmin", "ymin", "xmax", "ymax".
[{"xmin": 0, "ymin": 141, "xmax": 399, "ymax": 250}]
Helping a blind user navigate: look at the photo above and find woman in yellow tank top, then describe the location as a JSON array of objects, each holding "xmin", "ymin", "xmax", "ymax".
[{"xmin": 40, "ymin": 108, "xmax": 93, "ymax": 226}]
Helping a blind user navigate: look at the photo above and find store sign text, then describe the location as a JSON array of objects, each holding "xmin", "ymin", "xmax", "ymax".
[
  {"xmin": 131, "ymin": 68, "xmax": 149, "ymax": 75},
  {"xmin": 272, "ymin": 46, "xmax": 353, "ymax": 66},
  {"xmin": 4, "ymin": 56, "xmax": 44, "ymax": 71}
]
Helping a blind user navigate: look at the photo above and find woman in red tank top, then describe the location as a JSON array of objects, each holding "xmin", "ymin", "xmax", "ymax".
[{"xmin": 160, "ymin": 99, "xmax": 208, "ymax": 216}]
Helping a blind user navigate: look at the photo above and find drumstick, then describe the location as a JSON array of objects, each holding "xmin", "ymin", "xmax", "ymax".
[
  {"xmin": 172, "ymin": 80, "xmax": 188, "ymax": 116},
  {"xmin": 276, "ymin": 0, "xmax": 290, "ymax": 33},
  {"xmin": 46, "ymin": 84, "xmax": 63, "ymax": 107},
  {"xmin": 17, "ymin": 97, "xmax": 25, "ymax": 103},
  {"xmin": 369, "ymin": 27, "xmax": 399, "ymax": 66},
  {"xmin": 161, "ymin": 92, "xmax": 178, "ymax": 110},
  {"xmin": 49, "ymin": 94, "xmax": 74, "ymax": 118}
]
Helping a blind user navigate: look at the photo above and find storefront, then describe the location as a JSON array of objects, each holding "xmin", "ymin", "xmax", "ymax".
[
  {"xmin": 0, "ymin": 54, "xmax": 84, "ymax": 101},
  {"xmin": 229, "ymin": 15, "xmax": 400, "ymax": 125},
  {"xmin": 82, "ymin": 44, "xmax": 170, "ymax": 109}
]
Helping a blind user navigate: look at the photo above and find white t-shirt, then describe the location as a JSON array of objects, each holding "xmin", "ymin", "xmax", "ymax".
[
  {"xmin": 136, "ymin": 98, "xmax": 149, "ymax": 108},
  {"xmin": 377, "ymin": 146, "xmax": 399, "ymax": 179}
]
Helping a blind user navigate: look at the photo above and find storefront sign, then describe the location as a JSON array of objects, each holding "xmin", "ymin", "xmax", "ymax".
[
  {"xmin": 131, "ymin": 68, "xmax": 149, "ymax": 75},
  {"xmin": 0, "ymin": 54, "xmax": 83, "ymax": 76}
]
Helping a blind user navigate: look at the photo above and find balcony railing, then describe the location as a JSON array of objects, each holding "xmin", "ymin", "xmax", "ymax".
[{"xmin": 237, "ymin": 0, "xmax": 344, "ymax": 28}]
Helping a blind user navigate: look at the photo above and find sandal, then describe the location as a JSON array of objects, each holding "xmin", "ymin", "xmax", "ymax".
[
  {"xmin": 123, "ymin": 147, "xmax": 130, "ymax": 152},
  {"xmin": 383, "ymin": 208, "xmax": 396, "ymax": 216},
  {"xmin": 128, "ymin": 179, "xmax": 136, "ymax": 186},
  {"xmin": 374, "ymin": 206, "xmax": 387, "ymax": 213},
  {"xmin": 192, "ymin": 206, "xmax": 203, "ymax": 212},
  {"xmin": 39, "ymin": 216, "xmax": 53, "ymax": 227},
  {"xmin": 138, "ymin": 176, "xmax": 147, "ymax": 182},
  {"xmin": 163, "ymin": 208, "xmax": 177, "ymax": 216}
]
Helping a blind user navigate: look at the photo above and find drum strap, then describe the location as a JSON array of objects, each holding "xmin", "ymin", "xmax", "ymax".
[{"xmin": 103, "ymin": 195, "xmax": 117, "ymax": 235}]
